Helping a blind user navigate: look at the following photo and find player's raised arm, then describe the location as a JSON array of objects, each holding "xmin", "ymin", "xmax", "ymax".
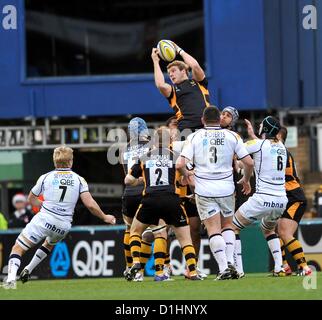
[
  {"xmin": 172, "ymin": 42, "xmax": 205, "ymax": 82},
  {"xmin": 244, "ymin": 119, "xmax": 258, "ymax": 140},
  {"xmin": 80, "ymin": 192, "xmax": 116, "ymax": 225},
  {"xmin": 151, "ymin": 48, "xmax": 172, "ymax": 97}
]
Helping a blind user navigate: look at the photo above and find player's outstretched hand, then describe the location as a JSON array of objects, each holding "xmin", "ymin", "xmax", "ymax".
[
  {"xmin": 170, "ymin": 41, "xmax": 183, "ymax": 54},
  {"xmin": 237, "ymin": 177, "xmax": 251, "ymax": 195},
  {"xmin": 151, "ymin": 48, "xmax": 160, "ymax": 62},
  {"xmin": 103, "ymin": 214, "xmax": 116, "ymax": 225},
  {"xmin": 244, "ymin": 119, "xmax": 257, "ymax": 139}
]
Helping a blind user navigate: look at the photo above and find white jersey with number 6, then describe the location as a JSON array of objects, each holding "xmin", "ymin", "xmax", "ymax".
[
  {"xmin": 31, "ymin": 168, "xmax": 89, "ymax": 223},
  {"xmin": 245, "ymin": 139, "xmax": 287, "ymax": 196},
  {"xmin": 181, "ymin": 126, "xmax": 249, "ymax": 197}
]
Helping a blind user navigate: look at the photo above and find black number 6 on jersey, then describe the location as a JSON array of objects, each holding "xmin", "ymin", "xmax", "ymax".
[{"xmin": 277, "ymin": 156, "xmax": 283, "ymax": 171}]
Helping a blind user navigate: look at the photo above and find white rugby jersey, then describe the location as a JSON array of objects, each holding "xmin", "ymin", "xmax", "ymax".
[
  {"xmin": 180, "ymin": 126, "xmax": 249, "ymax": 197},
  {"xmin": 122, "ymin": 140, "xmax": 150, "ymax": 196},
  {"xmin": 245, "ymin": 139, "xmax": 287, "ymax": 196},
  {"xmin": 31, "ymin": 168, "xmax": 89, "ymax": 222}
]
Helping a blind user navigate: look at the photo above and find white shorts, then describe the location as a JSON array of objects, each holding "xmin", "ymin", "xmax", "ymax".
[
  {"xmin": 238, "ymin": 193, "xmax": 288, "ymax": 230},
  {"xmin": 195, "ymin": 194, "xmax": 235, "ymax": 221},
  {"xmin": 21, "ymin": 213, "xmax": 71, "ymax": 246}
]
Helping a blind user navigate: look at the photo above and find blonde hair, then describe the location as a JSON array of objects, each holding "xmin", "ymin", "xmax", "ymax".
[
  {"xmin": 167, "ymin": 60, "xmax": 189, "ymax": 75},
  {"xmin": 53, "ymin": 146, "xmax": 73, "ymax": 168}
]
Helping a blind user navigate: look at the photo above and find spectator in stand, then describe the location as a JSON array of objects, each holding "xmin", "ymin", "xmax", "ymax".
[
  {"xmin": 8, "ymin": 194, "xmax": 34, "ymax": 228},
  {"xmin": 0, "ymin": 211, "xmax": 8, "ymax": 230}
]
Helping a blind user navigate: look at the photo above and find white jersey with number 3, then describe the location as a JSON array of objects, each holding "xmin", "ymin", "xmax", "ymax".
[
  {"xmin": 31, "ymin": 168, "xmax": 89, "ymax": 223},
  {"xmin": 245, "ymin": 139, "xmax": 287, "ymax": 196},
  {"xmin": 181, "ymin": 126, "xmax": 249, "ymax": 197}
]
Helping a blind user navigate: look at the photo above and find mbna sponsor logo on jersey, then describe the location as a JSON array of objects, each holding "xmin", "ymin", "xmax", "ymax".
[{"xmin": 263, "ymin": 201, "xmax": 284, "ymax": 208}]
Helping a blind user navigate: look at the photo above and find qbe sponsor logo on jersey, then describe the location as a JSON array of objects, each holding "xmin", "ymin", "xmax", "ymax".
[{"xmin": 146, "ymin": 159, "xmax": 173, "ymax": 168}]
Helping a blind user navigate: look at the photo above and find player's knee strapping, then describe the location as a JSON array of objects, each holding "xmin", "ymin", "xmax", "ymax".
[
  {"xmin": 232, "ymin": 215, "xmax": 245, "ymax": 230},
  {"xmin": 17, "ymin": 235, "xmax": 32, "ymax": 251},
  {"xmin": 260, "ymin": 218, "xmax": 275, "ymax": 232}
]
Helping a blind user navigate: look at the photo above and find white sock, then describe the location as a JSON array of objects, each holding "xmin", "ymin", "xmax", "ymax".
[
  {"xmin": 266, "ymin": 234, "xmax": 283, "ymax": 272},
  {"xmin": 234, "ymin": 234, "xmax": 244, "ymax": 274},
  {"xmin": 209, "ymin": 234, "xmax": 228, "ymax": 273},
  {"xmin": 26, "ymin": 246, "xmax": 51, "ymax": 273},
  {"xmin": 222, "ymin": 228, "xmax": 235, "ymax": 265},
  {"xmin": 7, "ymin": 254, "xmax": 21, "ymax": 282}
]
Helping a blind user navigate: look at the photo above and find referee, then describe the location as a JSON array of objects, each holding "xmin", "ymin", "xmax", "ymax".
[{"xmin": 152, "ymin": 42, "xmax": 210, "ymax": 132}]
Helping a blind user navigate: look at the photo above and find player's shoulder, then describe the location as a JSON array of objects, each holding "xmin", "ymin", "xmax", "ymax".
[
  {"xmin": 72, "ymin": 172, "xmax": 88, "ymax": 184},
  {"xmin": 224, "ymin": 129, "xmax": 243, "ymax": 141},
  {"xmin": 245, "ymin": 138, "xmax": 262, "ymax": 147},
  {"xmin": 221, "ymin": 129, "xmax": 244, "ymax": 146},
  {"xmin": 38, "ymin": 170, "xmax": 55, "ymax": 180},
  {"xmin": 188, "ymin": 128, "xmax": 205, "ymax": 142}
]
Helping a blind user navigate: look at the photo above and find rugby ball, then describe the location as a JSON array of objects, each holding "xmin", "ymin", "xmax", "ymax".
[{"xmin": 157, "ymin": 40, "xmax": 176, "ymax": 62}]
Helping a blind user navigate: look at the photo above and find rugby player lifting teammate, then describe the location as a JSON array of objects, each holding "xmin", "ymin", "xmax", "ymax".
[{"xmin": 3, "ymin": 146, "xmax": 116, "ymax": 289}]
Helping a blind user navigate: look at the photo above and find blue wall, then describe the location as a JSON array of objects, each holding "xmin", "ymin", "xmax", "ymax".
[
  {"xmin": 0, "ymin": 0, "xmax": 321, "ymax": 120},
  {"xmin": 264, "ymin": 0, "xmax": 322, "ymax": 108}
]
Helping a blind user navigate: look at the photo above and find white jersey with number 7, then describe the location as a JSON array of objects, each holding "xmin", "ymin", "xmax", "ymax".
[{"xmin": 31, "ymin": 168, "xmax": 89, "ymax": 223}]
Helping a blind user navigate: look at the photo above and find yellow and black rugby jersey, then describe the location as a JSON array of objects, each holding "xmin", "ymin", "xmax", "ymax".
[
  {"xmin": 285, "ymin": 149, "xmax": 306, "ymax": 202},
  {"xmin": 121, "ymin": 140, "xmax": 150, "ymax": 196},
  {"xmin": 167, "ymin": 78, "xmax": 210, "ymax": 130},
  {"xmin": 130, "ymin": 147, "xmax": 178, "ymax": 196}
]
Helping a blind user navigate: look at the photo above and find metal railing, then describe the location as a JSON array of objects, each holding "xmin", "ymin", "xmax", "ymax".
[{"xmin": 0, "ymin": 121, "xmax": 164, "ymax": 150}]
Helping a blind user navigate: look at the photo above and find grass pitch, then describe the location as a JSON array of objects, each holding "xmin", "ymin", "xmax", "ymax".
[{"xmin": 1, "ymin": 273, "xmax": 321, "ymax": 300}]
